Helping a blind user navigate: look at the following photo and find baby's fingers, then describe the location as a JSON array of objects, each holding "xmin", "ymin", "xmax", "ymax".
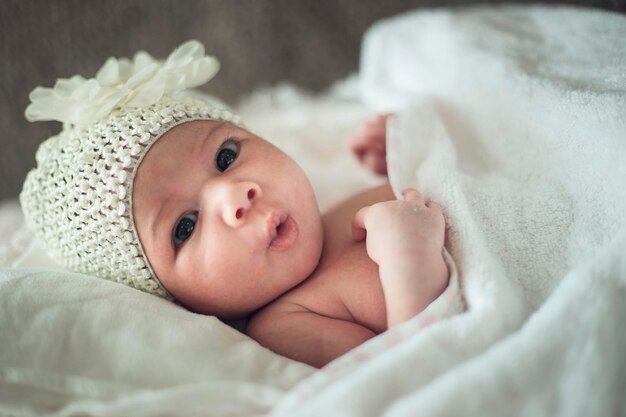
[
  {"xmin": 402, "ymin": 188, "xmax": 425, "ymax": 205},
  {"xmin": 351, "ymin": 206, "xmax": 369, "ymax": 242},
  {"xmin": 349, "ymin": 130, "xmax": 384, "ymax": 157},
  {"xmin": 364, "ymin": 152, "xmax": 388, "ymax": 176},
  {"xmin": 426, "ymin": 200, "xmax": 443, "ymax": 212}
]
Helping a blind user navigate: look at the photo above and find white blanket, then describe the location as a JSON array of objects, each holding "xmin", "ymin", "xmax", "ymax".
[{"xmin": 271, "ymin": 5, "xmax": 626, "ymax": 417}]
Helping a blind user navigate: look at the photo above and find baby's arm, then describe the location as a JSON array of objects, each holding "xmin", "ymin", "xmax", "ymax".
[
  {"xmin": 352, "ymin": 188, "xmax": 449, "ymax": 327},
  {"xmin": 247, "ymin": 304, "xmax": 375, "ymax": 368},
  {"xmin": 348, "ymin": 113, "xmax": 393, "ymax": 176}
]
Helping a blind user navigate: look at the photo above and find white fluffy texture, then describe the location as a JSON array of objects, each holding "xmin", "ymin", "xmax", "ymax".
[{"xmin": 271, "ymin": 5, "xmax": 626, "ymax": 417}]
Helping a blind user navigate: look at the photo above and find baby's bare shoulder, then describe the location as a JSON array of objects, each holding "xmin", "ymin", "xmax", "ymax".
[{"xmin": 247, "ymin": 291, "xmax": 328, "ymax": 337}]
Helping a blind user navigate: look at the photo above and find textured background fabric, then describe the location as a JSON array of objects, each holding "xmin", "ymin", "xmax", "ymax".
[{"xmin": 0, "ymin": 0, "xmax": 624, "ymax": 201}]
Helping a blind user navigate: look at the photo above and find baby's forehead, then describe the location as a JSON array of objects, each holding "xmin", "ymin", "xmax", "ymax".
[
  {"xmin": 167, "ymin": 119, "xmax": 226, "ymax": 138},
  {"xmin": 137, "ymin": 120, "xmax": 247, "ymax": 179},
  {"xmin": 167, "ymin": 119, "xmax": 249, "ymax": 144}
]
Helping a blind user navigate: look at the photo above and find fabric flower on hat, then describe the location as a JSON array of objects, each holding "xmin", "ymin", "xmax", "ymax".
[{"xmin": 24, "ymin": 40, "xmax": 220, "ymax": 128}]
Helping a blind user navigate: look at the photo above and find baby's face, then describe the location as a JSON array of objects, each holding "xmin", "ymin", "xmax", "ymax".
[{"xmin": 133, "ymin": 120, "xmax": 323, "ymax": 318}]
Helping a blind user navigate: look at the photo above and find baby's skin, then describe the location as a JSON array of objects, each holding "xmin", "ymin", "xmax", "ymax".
[{"xmin": 133, "ymin": 115, "xmax": 449, "ymax": 368}]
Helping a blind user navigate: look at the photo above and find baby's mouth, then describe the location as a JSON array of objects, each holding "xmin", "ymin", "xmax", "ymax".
[{"xmin": 268, "ymin": 214, "xmax": 299, "ymax": 251}]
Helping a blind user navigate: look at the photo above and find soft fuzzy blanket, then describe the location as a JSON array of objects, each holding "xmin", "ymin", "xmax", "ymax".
[{"xmin": 271, "ymin": 5, "xmax": 626, "ymax": 417}]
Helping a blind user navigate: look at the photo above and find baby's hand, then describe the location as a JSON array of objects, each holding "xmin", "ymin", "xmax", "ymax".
[
  {"xmin": 352, "ymin": 188, "xmax": 449, "ymax": 327},
  {"xmin": 351, "ymin": 189, "xmax": 445, "ymax": 267},
  {"xmin": 348, "ymin": 113, "xmax": 393, "ymax": 176}
]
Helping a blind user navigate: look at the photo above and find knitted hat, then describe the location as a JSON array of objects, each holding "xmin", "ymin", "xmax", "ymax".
[{"xmin": 20, "ymin": 40, "xmax": 242, "ymax": 299}]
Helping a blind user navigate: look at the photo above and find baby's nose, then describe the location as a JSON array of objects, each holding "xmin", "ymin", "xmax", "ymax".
[{"xmin": 222, "ymin": 182, "xmax": 262, "ymax": 228}]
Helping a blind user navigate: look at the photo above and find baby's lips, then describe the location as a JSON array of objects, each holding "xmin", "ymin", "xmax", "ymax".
[
  {"xmin": 269, "ymin": 215, "xmax": 298, "ymax": 252},
  {"xmin": 263, "ymin": 210, "xmax": 286, "ymax": 247}
]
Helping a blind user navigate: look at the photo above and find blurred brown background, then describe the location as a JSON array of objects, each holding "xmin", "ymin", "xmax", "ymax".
[{"xmin": 1, "ymin": 0, "xmax": 624, "ymax": 202}]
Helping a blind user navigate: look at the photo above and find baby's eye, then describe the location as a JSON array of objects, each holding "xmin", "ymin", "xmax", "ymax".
[
  {"xmin": 215, "ymin": 139, "xmax": 239, "ymax": 172},
  {"xmin": 173, "ymin": 212, "xmax": 198, "ymax": 246}
]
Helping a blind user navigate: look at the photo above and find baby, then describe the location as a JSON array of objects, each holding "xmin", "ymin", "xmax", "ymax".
[{"xmin": 20, "ymin": 41, "xmax": 451, "ymax": 368}]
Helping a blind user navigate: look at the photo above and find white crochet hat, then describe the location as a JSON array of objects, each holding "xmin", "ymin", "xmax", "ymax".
[{"xmin": 20, "ymin": 41, "xmax": 242, "ymax": 299}]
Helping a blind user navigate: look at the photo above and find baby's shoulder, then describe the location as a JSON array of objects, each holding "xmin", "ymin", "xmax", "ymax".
[
  {"xmin": 247, "ymin": 246, "xmax": 384, "ymax": 339},
  {"xmin": 248, "ymin": 272, "xmax": 349, "ymax": 330},
  {"xmin": 245, "ymin": 297, "xmax": 318, "ymax": 347},
  {"xmin": 245, "ymin": 294, "xmax": 377, "ymax": 368}
]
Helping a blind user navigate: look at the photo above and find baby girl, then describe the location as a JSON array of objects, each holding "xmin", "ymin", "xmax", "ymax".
[{"xmin": 21, "ymin": 41, "xmax": 452, "ymax": 368}]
